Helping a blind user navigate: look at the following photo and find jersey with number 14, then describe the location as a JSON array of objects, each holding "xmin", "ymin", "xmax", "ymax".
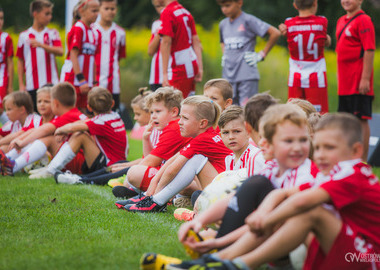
[{"xmin": 285, "ymin": 16, "xmax": 328, "ymax": 88}]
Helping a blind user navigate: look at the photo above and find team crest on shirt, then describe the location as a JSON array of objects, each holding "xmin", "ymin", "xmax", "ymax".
[
  {"xmin": 237, "ymin": 24, "xmax": 245, "ymax": 32},
  {"xmin": 345, "ymin": 27, "xmax": 352, "ymax": 37}
]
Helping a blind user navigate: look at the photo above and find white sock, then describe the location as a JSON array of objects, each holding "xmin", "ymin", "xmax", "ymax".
[
  {"xmin": 153, "ymin": 154, "xmax": 208, "ymax": 205},
  {"xmin": 47, "ymin": 142, "xmax": 76, "ymax": 174},
  {"xmin": 13, "ymin": 140, "xmax": 47, "ymax": 173},
  {"xmin": 0, "ymin": 111, "xmax": 8, "ymax": 124},
  {"xmin": 6, "ymin": 146, "xmax": 29, "ymax": 160}
]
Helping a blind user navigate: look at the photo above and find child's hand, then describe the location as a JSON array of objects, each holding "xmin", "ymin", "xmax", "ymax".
[
  {"xmin": 79, "ymin": 82, "xmax": 90, "ymax": 94},
  {"xmin": 109, "ymin": 162, "xmax": 129, "ymax": 173},
  {"xmin": 244, "ymin": 51, "xmax": 265, "ymax": 67},
  {"xmin": 245, "ymin": 210, "xmax": 267, "ymax": 236},
  {"xmin": 9, "ymin": 139, "xmax": 23, "ymax": 153},
  {"xmin": 278, "ymin": 23, "xmax": 288, "ymax": 36},
  {"xmin": 178, "ymin": 220, "xmax": 203, "ymax": 243},
  {"xmin": 55, "ymin": 133, "xmax": 68, "ymax": 144},
  {"xmin": 359, "ymin": 78, "xmax": 371, "ymax": 95},
  {"xmin": 29, "ymin": 38, "xmax": 42, "ymax": 48},
  {"xmin": 183, "ymin": 237, "xmax": 217, "ymax": 254},
  {"xmin": 143, "ymin": 121, "xmax": 153, "ymax": 140}
]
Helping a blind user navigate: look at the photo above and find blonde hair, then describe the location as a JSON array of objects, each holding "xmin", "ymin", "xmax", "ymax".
[
  {"xmin": 204, "ymin": 78, "xmax": 233, "ymax": 101},
  {"xmin": 260, "ymin": 104, "xmax": 308, "ymax": 143},
  {"xmin": 146, "ymin": 87, "xmax": 183, "ymax": 113},
  {"xmin": 131, "ymin": 87, "xmax": 153, "ymax": 113},
  {"xmin": 218, "ymin": 105, "xmax": 244, "ymax": 129},
  {"xmin": 37, "ymin": 86, "xmax": 52, "ymax": 96},
  {"xmin": 72, "ymin": 0, "xmax": 99, "ymax": 25},
  {"xmin": 287, "ymin": 98, "xmax": 316, "ymax": 117},
  {"xmin": 182, "ymin": 96, "xmax": 221, "ymax": 129},
  {"xmin": 87, "ymin": 87, "xmax": 113, "ymax": 114}
]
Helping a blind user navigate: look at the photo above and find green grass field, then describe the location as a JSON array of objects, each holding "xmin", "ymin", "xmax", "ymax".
[{"xmin": 1, "ymin": 136, "xmax": 380, "ymax": 270}]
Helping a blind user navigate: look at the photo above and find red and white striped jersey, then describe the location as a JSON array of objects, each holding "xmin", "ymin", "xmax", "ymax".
[
  {"xmin": 0, "ymin": 113, "xmax": 41, "ymax": 137},
  {"xmin": 285, "ymin": 16, "xmax": 328, "ymax": 88},
  {"xmin": 150, "ymin": 128, "xmax": 162, "ymax": 149},
  {"xmin": 0, "ymin": 32, "xmax": 13, "ymax": 89},
  {"xmin": 21, "ymin": 113, "xmax": 42, "ymax": 132},
  {"xmin": 158, "ymin": 1, "xmax": 199, "ymax": 81},
  {"xmin": 17, "ymin": 27, "xmax": 61, "ymax": 90},
  {"xmin": 60, "ymin": 20, "xmax": 97, "ymax": 87},
  {"xmin": 246, "ymin": 147, "xmax": 266, "ymax": 177},
  {"xmin": 225, "ymin": 144, "xmax": 264, "ymax": 175},
  {"xmin": 259, "ymin": 158, "xmax": 319, "ymax": 189},
  {"xmin": 93, "ymin": 22, "xmax": 126, "ymax": 94},
  {"xmin": 85, "ymin": 111, "xmax": 128, "ymax": 165},
  {"xmin": 149, "ymin": 20, "xmax": 163, "ymax": 85}
]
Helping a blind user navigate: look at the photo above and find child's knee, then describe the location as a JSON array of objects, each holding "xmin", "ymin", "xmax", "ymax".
[{"xmin": 126, "ymin": 166, "xmax": 142, "ymax": 186}]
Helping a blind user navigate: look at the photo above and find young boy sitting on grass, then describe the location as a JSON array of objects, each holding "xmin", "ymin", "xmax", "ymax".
[
  {"xmin": 169, "ymin": 113, "xmax": 380, "ymax": 270},
  {"xmin": 0, "ymin": 82, "xmax": 87, "ymax": 176},
  {"xmin": 43, "ymin": 87, "xmax": 128, "ymax": 181}
]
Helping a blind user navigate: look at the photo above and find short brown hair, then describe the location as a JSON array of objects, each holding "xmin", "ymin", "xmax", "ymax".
[
  {"xmin": 3, "ymin": 91, "xmax": 34, "ymax": 114},
  {"xmin": 314, "ymin": 113, "xmax": 362, "ymax": 146},
  {"xmin": 99, "ymin": 0, "xmax": 117, "ymax": 4},
  {"xmin": 204, "ymin": 78, "xmax": 233, "ymax": 101},
  {"xmin": 218, "ymin": 105, "xmax": 244, "ymax": 129},
  {"xmin": 30, "ymin": 0, "xmax": 53, "ymax": 16},
  {"xmin": 51, "ymin": 82, "xmax": 76, "ymax": 107},
  {"xmin": 216, "ymin": 0, "xmax": 239, "ymax": 5},
  {"xmin": 287, "ymin": 98, "xmax": 316, "ymax": 117},
  {"xmin": 244, "ymin": 92, "xmax": 278, "ymax": 132},
  {"xmin": 88, "ymin": 87, "xmax": 113, "ymax": 114},
  {"xmin": 260, "ymin": 104, "xmax": 307, "ymax": 143},
  {"xmin": 131, "ymin": 87, "xmax": 153, "ymax": 113},
  {"xmin": 294, "ymin": 0, "xmax": 315, "ymax": 10},
  {"xmin": 146, "ymin": 87, "xmax": 183, "ymax": 113},
  {"xmin": 182, "ymin": 95, "xmax": 221, "ymax": 129}
]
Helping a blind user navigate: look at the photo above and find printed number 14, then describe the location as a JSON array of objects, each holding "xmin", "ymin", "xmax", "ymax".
[{"xmin": 294, "ymin": 33, "xmax": 318, "ymax": 60}]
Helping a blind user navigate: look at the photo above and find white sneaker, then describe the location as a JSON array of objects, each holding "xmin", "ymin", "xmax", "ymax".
[
  {"xmin": 29, "ymin": 167, "xmax": 53, "ymax": 179},
  {"xmin": 56, "ymin": 171, "xmax": 82, "ymax": 185},
  {"xmin": 28, "ymin": 167, "xmax": 47, "ymax": 175}
]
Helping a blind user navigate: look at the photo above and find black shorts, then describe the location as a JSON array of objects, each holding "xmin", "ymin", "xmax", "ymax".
[
  {"xmin": 338, "ymin": 95, "xmax": 373, "ymax": 120},
  {"xmin": 81, "ymin": 152, "xmax": 107, "ymax": 175},
  {"xmin": 28, "ymin": 89, "xmax": 38, "ymax": 113}
]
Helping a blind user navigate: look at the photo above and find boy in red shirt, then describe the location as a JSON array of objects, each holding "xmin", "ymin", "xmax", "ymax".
[
  {"xmin": 172, "ymin": 113, "xmax": 380, "ymax": 270},
  {"xmin": 93, "ymin": 0, "xmax": 126, "ymax": 112},
  {"xmin": 17, "ymin": 0, "xmax": 63, "ymax": 109},
  {"xmin": 336, "ymin": 0, "xmax": 375, "ymax": 162},
  {"xmin": 0, "ymin": 7, "xmax": 14, "ymax": 118},
  {"xmin": 0, "ymin": 82, "xmax": 87, "ymax": 176},
  {"xmin": 159, "ymin": 0, "xmax": 203, "ymax": 97},
  {"xmin": 281, "ymin": 0, "xmax": 331, "ymax": 114}
]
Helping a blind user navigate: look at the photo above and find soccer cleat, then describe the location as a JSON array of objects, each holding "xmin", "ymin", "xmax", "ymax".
[
  {"xmin": 0, "ymin": 149, "xmax": 15, "ymax": 176},
  {"xmin": 173, "ymin": 196, "xmax": 192, "ymax": 208},
  {"xmin": 115, "ymin": 194, "xmax": 146, "ymax": 209},
  {"xmin": 174, "ymin": 208, "xmax": 195, "ymax": 222},
  {"xmin": 167, "ymin": 255, "xmax": 246, "ymax": 270},
  {"xmin": 29, "ymin": 167, "xmax": 53, "ymax": 179},
  {"xmin": 55, "ymin": 171, "xmax": 83, "ymax": 184},
  {"xmin": 124, "ymin": 196, "xmax": 167, "ymax": 213},
  {"xmin": 112, "ymin": 185, "xmax": 138, "ymax": 198},
  {"xmin": 140, "ymin": 252, "xmax": 182, "ymax": 270},
  {"xmin": 107, "ymin": 175, "xmax": 126, "ymax": 188}
]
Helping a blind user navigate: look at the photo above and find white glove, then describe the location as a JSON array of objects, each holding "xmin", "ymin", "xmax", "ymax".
[
  {"xmin": 244, "ymin": 51, "xmax": 265, "ymax": 67},
  {"xmin": 221, "ymin": 55, "xmax": 226, "ymax": 67}
]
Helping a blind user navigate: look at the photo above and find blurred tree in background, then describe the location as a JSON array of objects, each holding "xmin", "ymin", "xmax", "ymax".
[{"xmin": 2, "ymin": 0, "xmax": 380, "ymax": 47}]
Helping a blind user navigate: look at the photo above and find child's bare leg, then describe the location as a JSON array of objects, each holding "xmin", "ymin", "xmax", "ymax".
[
  {"xmin": 197, "ymin": 162, "xmax": 219, "ymax": 188},
  {"xmin": 68, "ymin": 132, "xmax": 100, "ymax": 168},
  {"xmin": 239, "ymin": 206, "xmax": 342, "ymax": 269},
  {"xmin": 126, "ymin": 165, "xmax": 151, "ymax": 191}
]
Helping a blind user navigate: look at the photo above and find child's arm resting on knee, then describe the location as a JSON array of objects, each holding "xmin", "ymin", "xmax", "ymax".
[
  {"xmin": 54, "ymin": 120, "xmax": 88, "ymax": 135},
  {"xmin": 258, "ymin": 188, "xmax": 330, "ymax": 235},
  {"xmin": 10, "ymin": 123, "xmax": 56, "ymax": 149}
]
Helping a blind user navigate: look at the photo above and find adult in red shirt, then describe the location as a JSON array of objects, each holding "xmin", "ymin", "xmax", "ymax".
[
  {"xmin": 336, "ymin": 0, "xmax": 375, "ymax": 162},
  {"xmin": 158, "ymin": 0, "xmax": 203, "ymax": 97}
]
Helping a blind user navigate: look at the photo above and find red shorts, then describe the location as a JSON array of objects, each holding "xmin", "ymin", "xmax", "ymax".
[
  {"xmin": 0, "ymin": 86, "xmax": 7, "ymax": 109},
  {"xmin": 288, "ymin": 86, "xmax": 328, "ymax": 114},
  {"xmin": 169, "ymin": 78, "xmax": 195, "ymax": 98},
  {"xmin": 304, "ymin": 223, "xmax": 379, "ymax": 270},
  {"xmin": 139, "ymin": 166, "xmax": 160, "ymax": 191},
  {"xmin": 74, "ymin": 86, "xmax": 88, "ymax": 109}
]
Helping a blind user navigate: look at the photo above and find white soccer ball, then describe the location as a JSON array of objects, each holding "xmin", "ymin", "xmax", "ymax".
[
  {"xmin": 23, "ymin": 154, "xmax": 51, "ymax": 174},
  {"xmin": 194, "ymin": 169, "xmax": 248, "ymax": 215}
]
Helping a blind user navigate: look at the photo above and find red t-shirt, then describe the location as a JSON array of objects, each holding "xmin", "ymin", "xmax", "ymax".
[
  {"xmin": 158, "ymin": 1, "xmax": 199, "ymax": 81},
  {"xmin": 318, "ymin": 160, "xmax": 380, "ymax": 249},
  {"xmin": 180, "ymin": 127, "xmax": 232, "ymax": 173},
  {"xmin": 51, "ymin": 108, "xmax": 87, "ymax": 129},
  {"xmin": 85, "ymin": 112, "xmax": 127, "ymax": 165},
  {"xmin": 336, "ymin": 11, "xmax": 375, "ymax": 96},
  {"xmin": 150, "ymin": 119, "xmax": 191, "ymax": 161}
]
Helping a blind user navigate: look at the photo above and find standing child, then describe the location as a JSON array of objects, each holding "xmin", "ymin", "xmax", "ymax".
[
  {"xmin": 148, "ymin": 0, "xmax": 165, "ymax": 91},
  {"xmin": 60, "ymin": 0, "xmax": 99, "ymax": 110},
  {"xmin": 281, "ymin": 0, "xmax": 330, "ymax": 114},
  {"xmin": 93, "ymin": 0, "xmax": 126, "ymax": 112},
  {"xmin": 0, "ymin": 7, "xmax": 14, "ymax": 121},
  {"xmin": 17, "ymin": 0, "xmax": 63, "ymax": 109},
  {"xmin": 124, "ymin": 95, "xmax": 232, "ymax": 213},
  {"xmin": 0, "ymin": 82, "xmax": 87, "ymax": 176},
  {"xmin": 336, "ymin": 0, "xmax": 375, "ymax": 161},
  {"xmin": 217, "ymin": 0, "xmax": 280, "ymax": 106},
  {"xmin": 159, "ymin": 0, "xmax": 203, "ymax": 98},
  {"xmin": 33, "ymin": 87, "xmax": 128, "ymax": 179}
]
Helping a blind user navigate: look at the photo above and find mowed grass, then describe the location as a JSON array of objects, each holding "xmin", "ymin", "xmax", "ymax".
[{"xmin": 0, "ymin": 137, "xmax": 188, "ymax": 270}]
